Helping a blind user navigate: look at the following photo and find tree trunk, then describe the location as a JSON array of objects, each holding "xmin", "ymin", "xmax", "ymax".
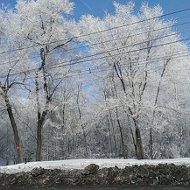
[
  {"xmin": 36, "ymin": 124, "xmax": 42, "ymax": 161},
  {"xmin": 108, "ymin": 111, "xmax": 117, "ymax": 156},
  {"xmin": 5, "ymin": 94, "xmax": 23, "ymax": 163},
  {"xmin": 46, "ymin": 126, "xmax": 50, "ymax": 161},
  {"xmin": 35, "ymin": 75, "xmax": 42, "ymax": 161},
  {"xmin": 135, "ymin": 126, "xmax": 144, "ymax": 159},
  {"xmin": 116, "ymin": 117, "xmax": 128, "ymax": 158},
  {"xmin": 36, "ymin": 109, "xmax": 49, "ymax": 161},
  {"xmin": 35, "ymin": 64, "xmax": 51, "ymax": 161},
  {"xmin": 106, "ymin": 114, "xmax": 113, "ymax": 157},
  {"xmin": 149, "ymin": 61, "xmax": 170, "ymax": 159},
  {"xmin": 149, "ymin": 127, "xmax": 153, "ymax": 159},
  {"xmin": 76, "ymin": 85, "xmax": 88, "ymax": 157}
]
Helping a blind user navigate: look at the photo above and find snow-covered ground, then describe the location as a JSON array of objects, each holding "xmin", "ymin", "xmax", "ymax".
[{"xmin": 0, "ymin": 158, "xmax": 190, "ymax": 174}]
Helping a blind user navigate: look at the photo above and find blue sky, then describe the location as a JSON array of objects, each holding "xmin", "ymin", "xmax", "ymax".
[
  {"xmin": 1, "ymin": 0, "xmax": 190, "ymax": 19},
  {"xmin": 73, "ymin": 0, "xmax": 190, "ymax": 20},
  {"xmin": 1, "ymin": 0, "xmax": 190, "ymax": 99},
  {"xmin": 1, "ymin": 0, "xmax": 190, "ymax": 38}
]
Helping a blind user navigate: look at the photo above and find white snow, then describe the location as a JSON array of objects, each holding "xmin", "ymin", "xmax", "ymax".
[{"xmin": 0, "ymin": 158, "xmax": 190, "ymax": 174}]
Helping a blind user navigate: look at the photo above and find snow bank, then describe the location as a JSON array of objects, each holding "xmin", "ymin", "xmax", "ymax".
[{"xmin": 0, "ymin": 158, "xmax": 190, "ymax": 174}]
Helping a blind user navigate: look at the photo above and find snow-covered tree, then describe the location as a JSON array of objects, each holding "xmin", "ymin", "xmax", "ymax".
[
  {"xmin": 0, "ymin": 0, "xmax": 78, "ymax": 161},
  {"xmin": 79, "ymin": 2, "xmax": 190, "ymax": 159}
]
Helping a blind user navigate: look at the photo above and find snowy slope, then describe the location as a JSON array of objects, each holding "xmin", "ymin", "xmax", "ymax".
[{"xmin": 0, "ymin": 158, "xmax": 190, "ymax": 174}]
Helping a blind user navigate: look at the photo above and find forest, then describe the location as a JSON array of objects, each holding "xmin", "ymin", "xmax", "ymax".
[{"xmin": 0, "ymin": 0, "xmax": 190, "ymax": 164}]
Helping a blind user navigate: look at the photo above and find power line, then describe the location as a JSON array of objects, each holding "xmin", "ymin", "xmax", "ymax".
[
  {"xmin": 0, "ymin": 29, "xmax": 190, "ymax": 79},
  {"xmin": 61, "ymin": 30, "xmax": 190, "ymax": 64},
  {"xmin": 0, "ymin": 19, "xmax": 189, "ymax": 67},
  {"xmin": 2, "ymin": 52, "xmax": 190, "ymax": 98},
  {"xmin": 0, "ymin": 29, "xmax": 183, "ymax": 75},
  {"xmin": 72, "ymin": 8, "xmax": 190, "ymax": 39},
  {"xmin": 44, "ymin": 36, "xmax": 190, "ymax": 70},
  {"xmin": 0, "ymin": 7, "xmax": 190, "ymax": 55},
  {"xmin": 65, "ymin": 20, "xmax": 190, "ymax": 53},
  {"xmin": 15, "ymin": 52, "xmax": 186, "ymax": 84},
  {"xmin": 2, "ymin": 48, "xmax": 189, "ymax": 81},
  {"xmin": 0, "ymin": 12, "xmax": 190, "ymax": 66},
  {"xmin": 25, "ymin": 52, "xmax": 190, "ymax": 83}
]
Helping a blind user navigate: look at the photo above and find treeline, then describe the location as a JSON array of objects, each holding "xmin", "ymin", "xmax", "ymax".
[{"xmin": 0, "ymin": 0, "xmax": 190, "ymax": 163}]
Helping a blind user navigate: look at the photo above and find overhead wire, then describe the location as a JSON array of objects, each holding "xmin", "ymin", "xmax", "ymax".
[
  {"xmin": 5, "ymin": 49, "xmax": 190, "ymax": 82},
  {"xmin": 0, "ymin": 7, "xmax": 190, "ymax": 55},
  {"xmin": 1, "ymin": 19, "xmax": 190, "ymax": 63},
  {"xmin": 0, "ymin": 27, "xmax": 186, "ymax": 69},
  {"xmin": 0, "ymin": 7, "xmax": 190, "ymax": 85},
  {"xmin": 0, "ymin": 39, "xmax": 189, "ymax": 80},
  {"xmin": 1, "ymin": 13, "xmax": 190, "ymax": 67},
  {"xmin": 64, "ymin": 20, "xmax": 190, "ymax": 53}
]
